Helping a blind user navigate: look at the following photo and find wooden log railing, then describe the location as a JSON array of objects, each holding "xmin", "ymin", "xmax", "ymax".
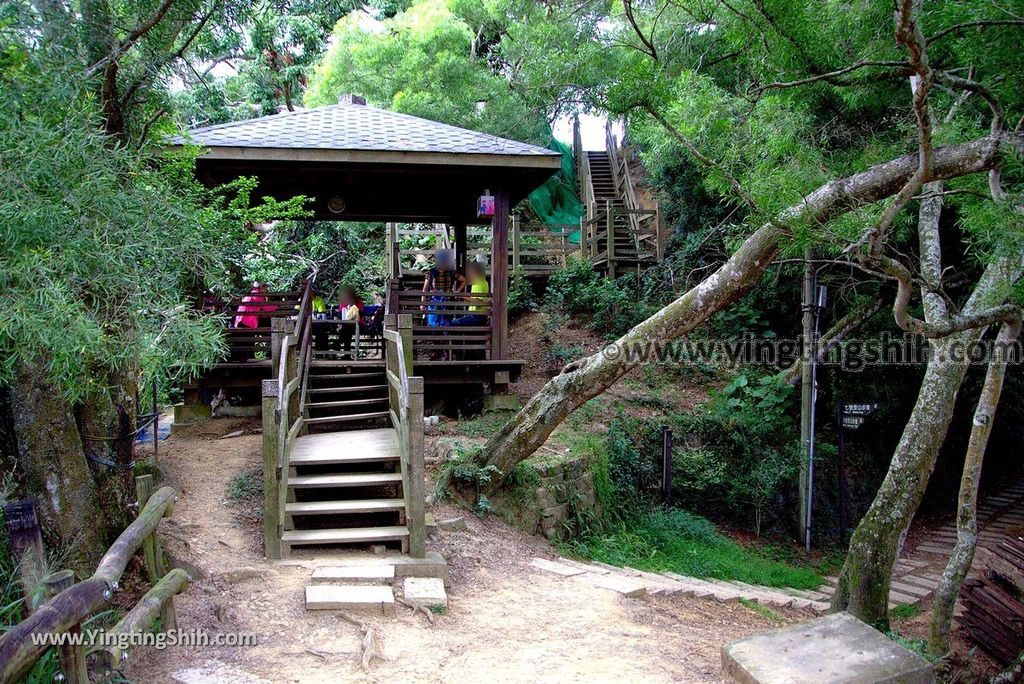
[
  {"xmin": 388, "ymin": 284, "xmax": 494, "ymax": 359},
  {"xmin": 0, "ymin": 479, "xmax": 183, "ymax": 683},
  {"xmin": 383, "ymin": 315, "xmax": 426, "ymax": 558}
]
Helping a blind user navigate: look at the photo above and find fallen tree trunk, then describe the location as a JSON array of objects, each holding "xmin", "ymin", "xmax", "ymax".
[{"xmin": 480, "ymin": 133, "xmax": 1018, "ymax": 479}]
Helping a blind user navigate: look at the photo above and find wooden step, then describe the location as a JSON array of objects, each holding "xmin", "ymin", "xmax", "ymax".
[
  {"xmin": 290, "ymin": 447, "xmax": 398, "ymax": 466},
  {"xmin": 286, "ymin": 498, "xmax": 405, "ymax": 515},
  {"xmin": 307, "ymin": 398, "xmax": 388, "ymax": 410},
  {"xmin": 311, "ymin": 360, "xmax": 385, "ymax": 368},
  {"xmin": 284, "ymin": 526, "xmax": 409, "ymax": 544},
  {"xmin": 307, "ymin": 385, "xmax": 387, "ymax": 394},
  {"xmin": 303, "ymin": 411, "xmax": 390, "ymax": 424},
  {"xmin": 288, "ymin": 473, "xmax": 402, "ymax": 488}
]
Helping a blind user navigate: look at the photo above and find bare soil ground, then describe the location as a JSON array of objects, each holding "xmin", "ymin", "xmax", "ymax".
[{"xmin": 123, "ymin": 419, "xmax": 790, "ymax": 683}]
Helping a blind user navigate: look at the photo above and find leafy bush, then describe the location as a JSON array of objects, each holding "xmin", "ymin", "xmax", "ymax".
[
  {"xmin": 545, "ymin": 257, "xmax": 635, "ymax": 338},
  {"xmin": 507, "ymin": 267, "xmax": 538, "ymax": 320}
]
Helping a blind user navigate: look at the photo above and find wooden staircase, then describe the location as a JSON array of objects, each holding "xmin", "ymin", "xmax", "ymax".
[
  {"xmin": 281, "ymin": 427, "xmax": 410, "ymax": 556},
  {"xmin": 575, "ymin": 119, "xmax": 662, "ymax": 276},
  {"xmin": 304, "ymin": 360, "xmax": 390, "ymax": 429},
  {"xmin": 264, "ymin": 314, "xmax": 425, "ymax": 560}
]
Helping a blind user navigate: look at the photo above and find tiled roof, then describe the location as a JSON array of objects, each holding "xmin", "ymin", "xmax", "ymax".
[{"xmin": 170, "ymin": 103, "xmax": 559, "ymax": 160}]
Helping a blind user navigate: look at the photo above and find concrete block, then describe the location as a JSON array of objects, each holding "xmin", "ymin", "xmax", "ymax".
[
  {"xmin": 722, "ymin": 612, "xmax": 934, "ymax": 684},
  {"xmin": 575, "ymin": 572, "xmax": 647, "ymax": 598},
  {"xmin": 404, "ymin": 577, "xmax": 447, "ymax": 610},
  {"xmin": 305, "ymin": 585, "xmax": 395, "ymax": 615},
  {"xmin": 529, "ymin": 558, "xmax": 587, "ymax": 577},
  {"xmin": 311, "ymin": 566, "xmax": 395, "ymax": 584},
  {"xmin": 173, "ymin": 403, "xmax": 210, "ymax": 424}
]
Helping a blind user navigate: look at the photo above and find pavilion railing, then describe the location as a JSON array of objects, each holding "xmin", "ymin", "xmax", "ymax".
[
  {"xmin": 387, "ymin": 283, "xmax": 494, "ymax": 359},
  {"xmin": 205, "ymin": 283, "xmax": 308, "ymax": 364},
  {"xmin": 383, "ymin": 314, "xmax": 426, "ymax": 557}
]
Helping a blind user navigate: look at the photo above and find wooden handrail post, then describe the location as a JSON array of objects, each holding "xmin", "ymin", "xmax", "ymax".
[
  {"xmin": 261, "ymin": 379, "xmax": 281, "ymax": 559},
  {"xmin": 43, "ymin": 570, "xmax": 88, "ymax": 684},
  {"xmin": 134, "ymin": 475, "xmax": 164, "ymax": 583},
  {"xmin": 407, "ymin": 376, "xmax": 426, "ymax": 558},
  {"xmin": 511, "ymin": 215, "xmax": 521, "ymax": 270},
  {"xmin": 270, "ymin": 317, "xmax": 292, "ymax": 378},
  {"xmin": 397, "ymin": 314, "xmax": 414, "ymax": 371},
  {"xmin": 606, "ymin": 199, "xmax": 616, "ymax": 279},
  {"xmin": 285, "ymin": 343, "xmax": 299, "ymax": 431}
]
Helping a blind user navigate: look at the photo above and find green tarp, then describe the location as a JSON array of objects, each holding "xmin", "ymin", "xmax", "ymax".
[{"xmin": 527, "ymin": 135, "xmax": 583, "ymax": 243}]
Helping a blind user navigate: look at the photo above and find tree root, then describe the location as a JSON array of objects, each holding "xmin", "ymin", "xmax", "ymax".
[
  {"xmin": 396, "ymin": 597, "xmax": 436, "ymax": 625},
  {"xmin": 337, "ymin": 612, "xmax": 386, "ymax": 672}
]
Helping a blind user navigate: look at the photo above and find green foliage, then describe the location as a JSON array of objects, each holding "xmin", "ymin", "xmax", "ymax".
[
  {"xmin": 890, "ymin": 603, "xmax": 921, "ymax": 621},
  {"xmin": 434, "ymin": 442, "xmax": 499, "ymax": 516},
  {"xmin": 306, "ymin": 0, "xmax": 547, "ymax": 143},
  {"xmin": 507, "ymin": 268, "xmax": 538, "ymax": 320},
  {"xmin": 569, "ymin": 507, "xmax": 821, "ymax": 589},
  {"xmin": 544, "ymin": 257, "xmax": 635, "ymax": 338},
  {"xmin": 227, "ymin": 466, "xmax": 263, "ymax": 501},
  {"xmin": 738, "ymin": 598, "xmax": 787, "ymax": 623}
]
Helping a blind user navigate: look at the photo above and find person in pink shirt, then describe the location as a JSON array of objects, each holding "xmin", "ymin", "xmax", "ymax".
[{"xmin": 234, "ymin": 283, "xmax": 274, "ymax": 328}]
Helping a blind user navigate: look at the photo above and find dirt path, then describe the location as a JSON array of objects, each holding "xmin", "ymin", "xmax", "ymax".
[{"xmin": 123, "ymin": 421, "xmax": 788, "ymax": 683}]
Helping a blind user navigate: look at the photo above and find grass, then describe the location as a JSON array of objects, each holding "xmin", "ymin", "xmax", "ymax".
[
  {"xmin": 890, "ymin": 603, "xmax": 921, "ymax": 621},
  {"xmin": 738, "ymin": 598, "xmax": 787, "ymax": 623},
  {"xmin": 452, "ymin": 411, "xmax": 508, "ymax": 438},
  {"xmin": 568, "ymin": 507, "xmax": 823, "ymax": 590}
]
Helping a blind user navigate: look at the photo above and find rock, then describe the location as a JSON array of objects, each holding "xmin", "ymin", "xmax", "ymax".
[
  {"xmin": 370, "ymin": 544, "xmax": 387, "ymax": 555},
  {"xmin": 437, "ymin": 517, "xmax": 469, "ymax": 532},
  {"xmin": 172, "ymin": 663, "xmax": 271, "ymax": 684},
  {"xmin": 722, "ymin": 612, "xmax": 934, "ymax": 684},
  {"xmin": 218, "ymin": 567, "xmax": 263, "ymax": 584}
]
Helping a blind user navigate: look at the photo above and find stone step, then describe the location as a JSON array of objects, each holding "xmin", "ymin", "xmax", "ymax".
[
  {"xmin": 573, "ymin": 572, "xmax": 647, "ymax": 598},
  {"xmin": 899, "ymin": 574, "xmax": 940, "ymax": 591},
  {"xmin": 305, "ymin": 584, "xmax": 395, "ymax": 615},
  {"xmin": 890, "ymin": 580, "xmax": 932, "ymax": 598},
  {"xmin": 311, "ymin": 565, "xmax": 396, "ymax": 584},
  {"xmin": 529, "ymin": 558, "xmax": 588, "ymax": 577},
  {"xmin": 403, "ymin": 577, "xmax": 448, "ymax": 610}
]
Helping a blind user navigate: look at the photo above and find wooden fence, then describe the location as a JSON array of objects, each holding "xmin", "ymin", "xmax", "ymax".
[
  {"xmin": 387, "ymin": 284, "xmax": 494, "ymax": 359},
  {"xmin": 383, "ymin": 315, "xmax": 426, "ymax": 558},
  {"xmin": 260, "ymin": 287, "xmax": 314, "ymax": 559},
  {"xmin": 0, "ymin": 477, "xmax": 183, "ymax": 683}
]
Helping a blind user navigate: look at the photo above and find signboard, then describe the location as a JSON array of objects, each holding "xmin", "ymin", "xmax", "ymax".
[{"xmin": 840, "ymin": 403, "xmax": 878, "ymax": 431}]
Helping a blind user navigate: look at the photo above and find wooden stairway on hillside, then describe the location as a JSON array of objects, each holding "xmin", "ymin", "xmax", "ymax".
[{"xmin": 304, "ymin": 360, "xmax": 390, "ymax": 429}]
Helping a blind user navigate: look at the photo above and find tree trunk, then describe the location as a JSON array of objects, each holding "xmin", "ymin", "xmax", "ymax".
[
  {"xmin": 831, "ymin": 257, "xmax": 1021, "ymax": 629},
  {"xmin": 928, "ymin": 318, "xmax": 1020, "ymax": 655},
  {"xmin": 479, "ymin": 134, "xmax": 1017, "ymax": 478},
  {"xmin": 9, "ymin": 363, "xmax": 107, "ymax": 572}
]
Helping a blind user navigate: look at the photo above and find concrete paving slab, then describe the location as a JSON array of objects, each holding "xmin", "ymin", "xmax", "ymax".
[
  {"xmin": 311, "ymin": 565, "xmax": 395, "ymax": 583},
  {"xmin": 305, "ymin": 585, "xmax": 395, "ymax": 615},
  {"xmin": 403, "ymin": 577, "xmax": 448, "ymax": 609},
  {"xmin": 722, "ymin": 612, "xmax": 934, "ymax": 684},
  {"xmin": 575, "ymin": 572, "xmax": 647, "ymax": 598},
  {"xmin": 529, "ymin": 558, "xmax": 587, "ymax": 577}
]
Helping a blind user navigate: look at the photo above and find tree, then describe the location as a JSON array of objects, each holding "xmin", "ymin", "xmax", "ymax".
[{"xmin": 465, "ymin": 0, "xmax": 1024, "ymax": 631}]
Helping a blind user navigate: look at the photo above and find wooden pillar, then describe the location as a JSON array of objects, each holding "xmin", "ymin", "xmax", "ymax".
[
  {"xmin": 135, "ymin": 475, "xmax": 161, "ymax": 583},
  {"xmin": 454, "ymin": 223, "xmax": 467, "ymax": 274},
  {"xmin": 3, "ymin": 499, "xmax": 45, "ymax": 613},
  {"xmin": 261, "ymin": 379, "xmax": 281, "ymax": 559},
  {"xmin": 407, "ymin": 375, "xmax": 426, "ymax": 557},
  {"xmin": 43, "ymin": 570, "xmax": 88, "ymax": 684},
  {"xmin": 490, "ymin": 190, "xmax": 510, "ymax": 360},
  {"xmin": 270, "ymin": 317, "xmax": 293, "ymax": 379}
]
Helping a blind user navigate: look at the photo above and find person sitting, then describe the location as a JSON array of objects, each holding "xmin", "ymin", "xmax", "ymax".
[
  {"xmin": 311, "ymin": 292, "xmax": 329, "ymax": 351},
  {"xmin": 336, "ymin": 285, "xmax": 363, "ymax": 357},
  {"xmin": 450, "ymin": 260, "xmax": 489, "ymax": 327},
  {"xmin": 422, "ymin": 248, "xmax": 465, "ymax": 327}
]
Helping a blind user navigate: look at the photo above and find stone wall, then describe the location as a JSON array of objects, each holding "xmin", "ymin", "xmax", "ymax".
[{"xmin": 505, "ymin": 453, "xmax": 601, "ymax": 541}]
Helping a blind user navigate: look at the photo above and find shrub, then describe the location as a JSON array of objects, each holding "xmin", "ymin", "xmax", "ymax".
[{"xmin": 507, "ymin": 267, "xmax": 538, "ymax": 320}]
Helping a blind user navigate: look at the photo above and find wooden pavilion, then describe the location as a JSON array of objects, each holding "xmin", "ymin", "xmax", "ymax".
[{"xmin": 172, "ymin": 95, "xmax": 561, "ymax": 408}]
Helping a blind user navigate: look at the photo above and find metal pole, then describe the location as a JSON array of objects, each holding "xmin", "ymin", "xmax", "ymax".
[
  {"xmin": 799, "ymin": 246, "xmax": 813, "ymax": 544},
  {"xmin": 804, "ymin": 282, "xmax": 826, "ymax": 551},
  {"xmin": 152, "ymin": 378, "xmax": 159, "ymax": 462},
  {"xmin": 837, "ymin": 390, "xmax": 848, "ymax": 541},
  {"xmin": 661, "ymin": 426, "xmax": 673, "ymax": 506}
]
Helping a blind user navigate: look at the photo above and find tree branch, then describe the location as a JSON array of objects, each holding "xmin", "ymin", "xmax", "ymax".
[
  {"xmin": 927, "ymin": 19, "xmax": 1024, "ymax": 45},
  {"xmin": 747, "ymin": 61, "xmax": 908, "ymax": 96}
]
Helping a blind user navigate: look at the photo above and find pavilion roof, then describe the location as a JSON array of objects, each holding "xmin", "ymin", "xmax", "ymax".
[{"xmin": 170, "ymin": 101, "xmax": 561, "ymax": 168}]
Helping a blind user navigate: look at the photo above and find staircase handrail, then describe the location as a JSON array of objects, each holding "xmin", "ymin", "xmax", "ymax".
[{"xmin": 383, "ymin": 314, "xmax": 426, "ymax": 558}]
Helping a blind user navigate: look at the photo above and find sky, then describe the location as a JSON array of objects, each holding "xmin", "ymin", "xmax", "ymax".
[{"xmin": 553, "ymin": 112, "xmax": 623, "ymax": 151}]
